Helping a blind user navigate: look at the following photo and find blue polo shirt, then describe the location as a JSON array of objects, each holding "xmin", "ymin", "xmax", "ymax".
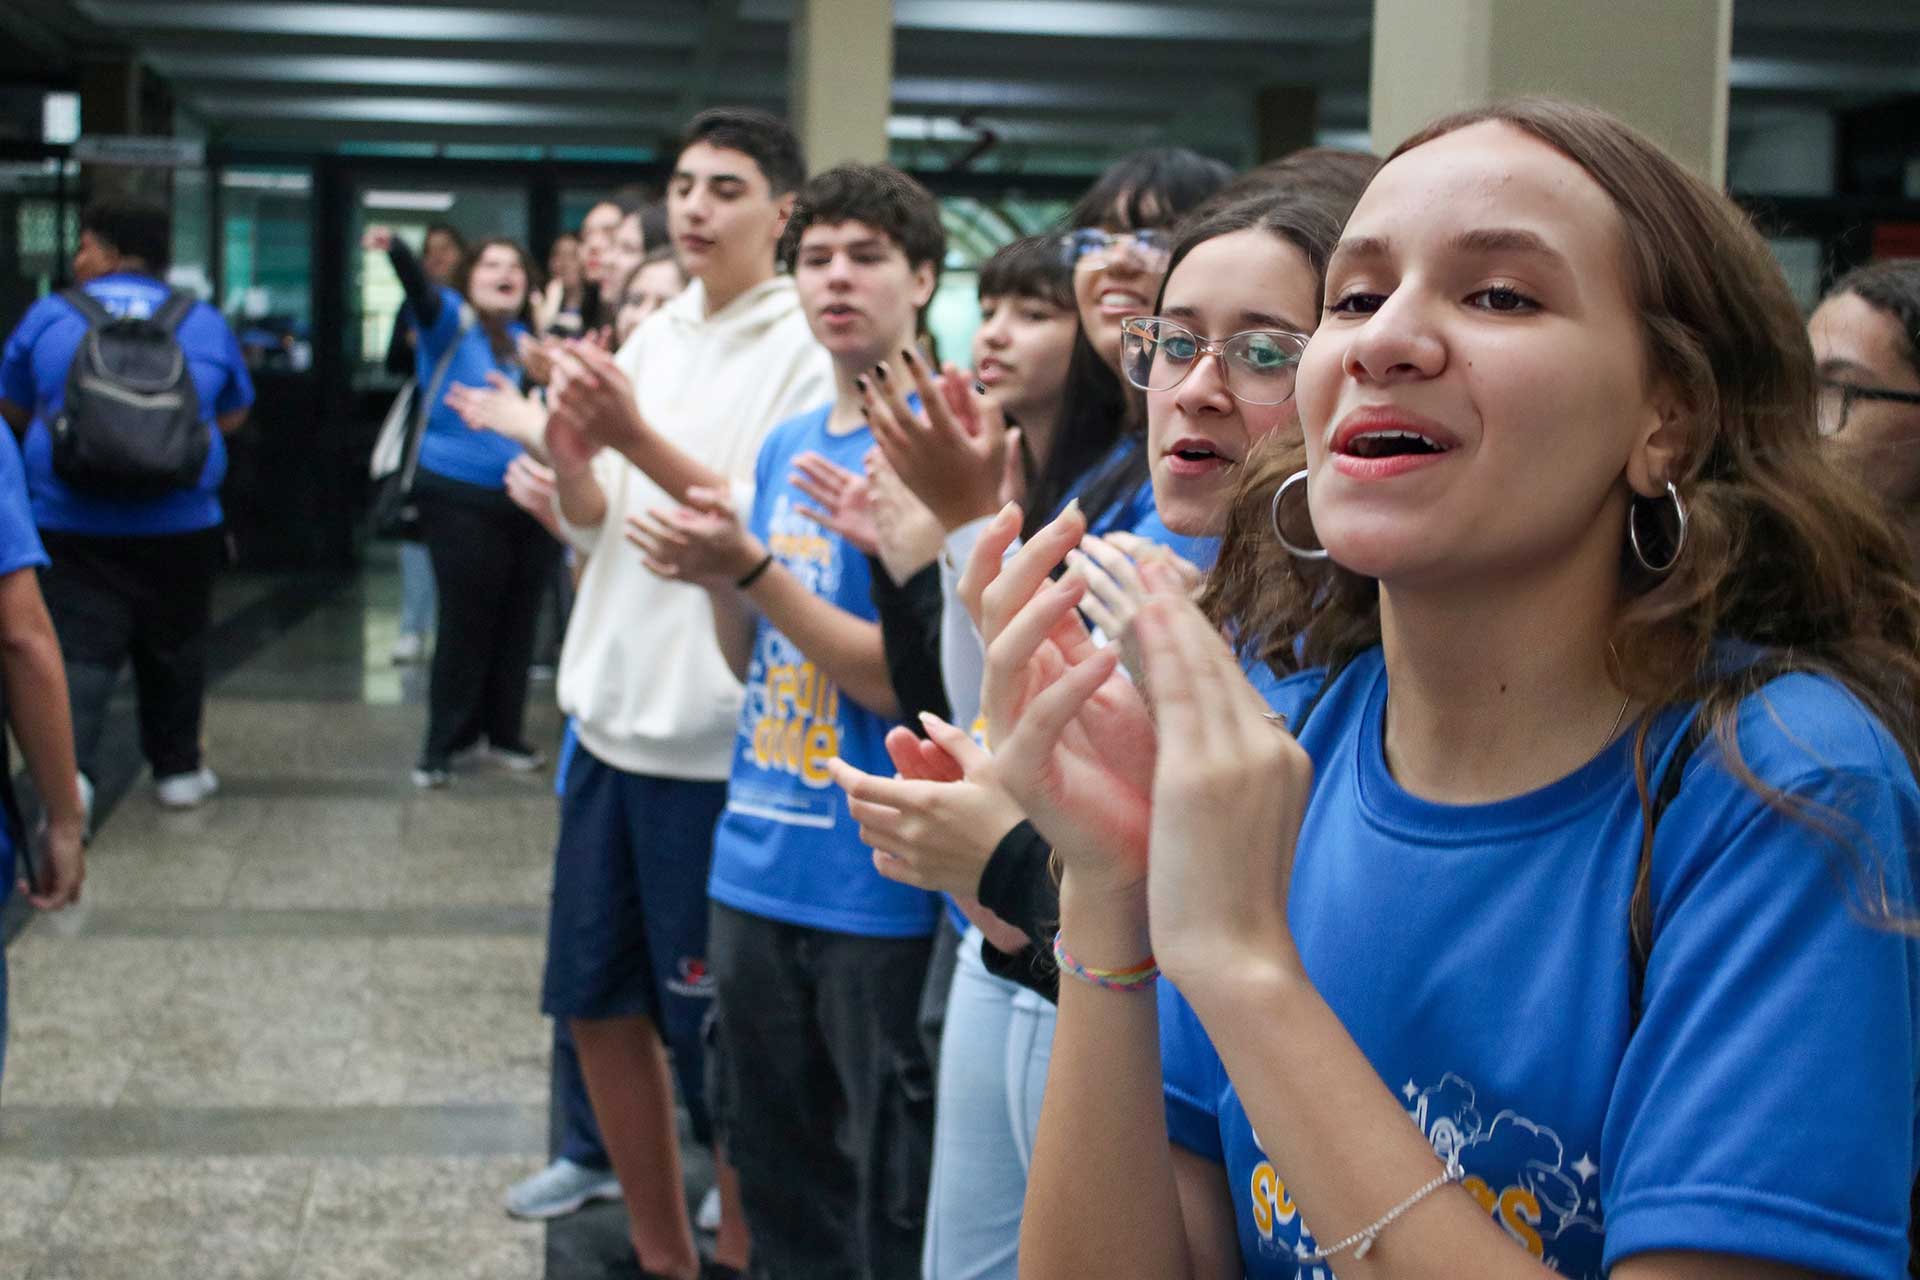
[
  {"xmin": 0, "ymin": 273, "xmax": 253, "ymax": 535},
  {"xmin": 408, "ymin": 285, "xmax": 527, "ymax": 490},
  {"xmin": 0, "ymin": 430, "xmax": 49, "ymax": 906}
]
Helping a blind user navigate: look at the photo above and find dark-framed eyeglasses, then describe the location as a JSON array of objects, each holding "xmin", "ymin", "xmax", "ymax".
[
  {"xmin": 1120, "ymin": 317, "xmax": 1309, "ymax": 406},
  {"xmin": 1058, "ymin": 227, "xmax": 1173, "ymax": 272},
  {"xmin": 1817, "ymin": 377, "xmax": 1920, "ymax": 437}
]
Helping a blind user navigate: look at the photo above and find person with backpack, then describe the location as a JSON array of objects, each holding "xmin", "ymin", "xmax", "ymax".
[{"xmin": 0, "ymin": 200, "xmax": 253, "ymax": 812}]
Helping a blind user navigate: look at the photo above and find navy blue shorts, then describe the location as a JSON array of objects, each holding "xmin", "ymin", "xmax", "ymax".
[{"xmin": 540, "ymin": 748, "xmax": 726, "ymax": 1142}]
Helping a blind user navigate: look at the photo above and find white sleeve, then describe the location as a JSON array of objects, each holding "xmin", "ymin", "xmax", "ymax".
[{"xmin": 938, "ymin": 516, "xmax": 1015, "ymax": 736}]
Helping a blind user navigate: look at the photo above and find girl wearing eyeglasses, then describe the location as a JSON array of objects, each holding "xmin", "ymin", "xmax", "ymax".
[
  {"xmin": 1811, "ymin": 259, "xmax": 1920, "ymax": 562},
  {"xmin": 975, "ymin": 98, "xmax": 1920, "ymax": 1280}
]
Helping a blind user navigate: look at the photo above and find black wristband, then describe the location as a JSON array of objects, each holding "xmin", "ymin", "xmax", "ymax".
[{"xmin": 735, "ymin": 552, "xmax": 775, "ymax": 590}]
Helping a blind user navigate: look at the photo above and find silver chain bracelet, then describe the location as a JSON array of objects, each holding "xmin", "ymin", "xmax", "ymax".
[{"xmin": 1293, "ymin": 1157, "xmax": 1465, "ymax": 1264}]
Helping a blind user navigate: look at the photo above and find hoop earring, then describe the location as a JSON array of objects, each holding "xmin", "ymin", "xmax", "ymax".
[
  {"xmin": 1628, "ymin": 480, "xmax": 1688, "ymax": 574},
  {"xmin": 1270, "ymin": 468, "xmax": 1329, "ymax": 561}
]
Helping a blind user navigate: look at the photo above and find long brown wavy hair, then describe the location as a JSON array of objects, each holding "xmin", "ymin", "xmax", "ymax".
[{"xmin": 1200, "ymin": 97, "xmax": 1920, "ymax": 939}]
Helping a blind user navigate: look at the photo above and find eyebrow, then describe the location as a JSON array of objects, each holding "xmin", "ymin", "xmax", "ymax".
[
  {"xmin": 1328, "ymin": 227, "xmax": 1568, "ymax": 266},
  {"xmin": 1817, "ymin": 357, "xmax": 1873, "ymax": 379},
  {"xmin": 672, "ymin": 169, "xmax": 747, "ymax": 184},
  {"xmin": 1164, "ymin": 304, "xmax": 1312, "ymax": 333}
]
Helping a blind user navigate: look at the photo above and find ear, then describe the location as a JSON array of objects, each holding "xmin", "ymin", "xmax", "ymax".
[
  {"xmin": 771, "ymin": 190, "xmax": 798, "ymax": 242},
  {"xmin": 1624, "ymin": 379, "xmax": 1692, "ymax": 498},
  {"xmin": 909, "ymin": 260, "xmax": 938, "ymax": 311}
]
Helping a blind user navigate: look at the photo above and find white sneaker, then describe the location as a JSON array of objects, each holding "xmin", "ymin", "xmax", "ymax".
[
  {"xmin": 155, "ymin": 767, "xmax": 218, "ymax": 810},
  {"xmin": 503, "ymin": 1158, "xmax": 622, "ymax": 1220},
  {"xmin": 488, "ymin": 744, "xmax": 546, "ymax": 773},
  {"xmin": 696, "ymin": 1185, "xmax": 722, "ymax": 1234},
  {"xmin": 390, "ymin": 633, "xmax": 427, "ymax": 664}
]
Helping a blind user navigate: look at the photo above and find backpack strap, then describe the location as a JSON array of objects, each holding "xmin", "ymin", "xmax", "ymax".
[
  {"xmin": 59, "ymin": 287, "xmax": 112, "ymax": 328},
  {"xmin": 152, "ymin": 289, "xmax": 197, "ymax": 331},
  {"xmin": 397, "ymin": 305, "xmax": 477, "ymax": 492}
]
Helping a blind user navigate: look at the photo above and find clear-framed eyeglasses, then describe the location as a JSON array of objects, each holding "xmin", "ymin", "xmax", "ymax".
[
  {"xmin": 1817, "ymin": 377, "xmax": 1920, "ymax": 437},
  {"xmin": 1058, "ymin": 227, "xmax": 1173, "ymax": 272},
  {"xmin": 1120, "ymin": 316, "xmax": 1310, "ymax": 406}
]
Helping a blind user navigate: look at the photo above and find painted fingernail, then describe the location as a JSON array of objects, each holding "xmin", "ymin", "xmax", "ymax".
[
  {"xmin": 973, "ymin": 379, "xmax": 988, "ymax": 396},
  {"xmin": 856, "ymin": 375, "xmax": 870, "ymax": 394},
  {"xmin": 900, "ymin": 347, "xmax": 918, "ymax": 364},
  {"xmin": 872, "ymin": 364, "xmax": 889, "ymax": 383}
]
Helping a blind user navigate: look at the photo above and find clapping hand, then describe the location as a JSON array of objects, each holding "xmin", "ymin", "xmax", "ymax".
[
  {"xmin": 625, "ymin": 485, "xmax": 763, "ymax": 588},
  {"xmin": 864, "ymin": 348, "xmax": 1014, "ymax": 532},
  {"xmin": 789, "ymin": 452, "xmax": 879, "ymax": 556},
  {"xmin": 865, "ymin": 448, "xmax": 946, "ymax": 585},
  {"xmin": 504, "ymin": 455, "xmax": 564, "ymax": 541},
  {"xmin": 1133, "ymin": 561, "xmax": 1311, "ymax": 984},
  {"xmin": 968, "ymin": 503, "xmax": 1157, "ymax": 894},
  {"xmin": 1063, "ymin": 532, "xmax": 1204, "ymax": 687},
  {"xmin": 547, "ymin": 341, "xmax": 648, "ymax": 453},
  {"xmin": 445, "ymin": 371, "xmax": 549, "ymax": 456}
]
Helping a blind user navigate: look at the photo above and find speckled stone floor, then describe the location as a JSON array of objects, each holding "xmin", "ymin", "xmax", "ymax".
[{"xmin": 0, "ymin": 554, "xmax": 680, "ymax": 1279}]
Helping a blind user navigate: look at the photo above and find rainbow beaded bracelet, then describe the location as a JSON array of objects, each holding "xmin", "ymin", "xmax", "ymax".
[{"xmin": 1052, "ymin": 931, "xmax": 1160, "ymax": 992}]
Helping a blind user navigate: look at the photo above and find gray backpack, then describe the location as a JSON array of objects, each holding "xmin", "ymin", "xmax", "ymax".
[{"xmin": 52, "ymin": 288, "xmax": 210, "ymax": 499}]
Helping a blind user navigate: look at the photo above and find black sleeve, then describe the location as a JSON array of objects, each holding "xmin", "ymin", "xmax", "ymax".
[
  {"xmin": 386, "ymin": 237, "xmax": 443, "ymax": 331},
  {"xmin": 383, "ymin": 313, "xmax": 413, "ymax": 377},
  {"xmin": 867, "ymin": 557, "xmax": 951, "ymax": 728},
  {"xmin": 976, "ymin": 819, "xmax": 1060, "ymax": 1003}
]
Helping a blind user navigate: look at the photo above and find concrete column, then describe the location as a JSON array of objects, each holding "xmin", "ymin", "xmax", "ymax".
[
  {"xmin": 789, "ymin": 0, "xmax": 894, "ymax": 169},
  {"xmin": 1369, "ymin": 0, "xmax": 1733, "ymax": 184}
]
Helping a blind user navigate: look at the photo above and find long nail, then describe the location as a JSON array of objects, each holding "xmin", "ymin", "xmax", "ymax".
[
  {"xmin": 900, "ymin": 347, "xmax": 918, "ymax": 366},
  {"xmin": 972, "ymin": 379, "xmax": 988, "ymax": 396},
  {"xmin": 872, "ymin": 364, "xmax": 889, "ymax": 383},
  {"xmin": 856, "ymin": 375, "xmax": 870, "ymax": 394}
]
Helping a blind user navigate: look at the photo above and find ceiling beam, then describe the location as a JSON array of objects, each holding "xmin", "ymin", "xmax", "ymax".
[{"xmin": 75, "ymin": 1, "xmax": 707, "ymax": 46}]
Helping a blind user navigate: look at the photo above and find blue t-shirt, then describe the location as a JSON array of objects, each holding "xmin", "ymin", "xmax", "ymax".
[
  {"xmin": 1160, "ymin": 647, "xmax": 1920, "ymax": 1279},
  {"xmin": 708, "ymin": 405, "xmax": 939, "ymax": 938},
  {"xmin": 0, "ymin": 273, "xmax": 254, "ymax": 535},
  {"xmin": 0, "ymin": 431, "xmax": 49, "ymax": 905},
  {"xmin": 409, "ymin": 285, "xmax": 527, "ymax": 490}
]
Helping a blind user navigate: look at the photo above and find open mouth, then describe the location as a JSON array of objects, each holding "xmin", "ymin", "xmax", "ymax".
[
  {"xmin": 822, "ymin": 304, "xmax": 858, "ymax": 321},
  {"xmin": 1338, "ymin": 430, "xmax": 1450, "ymax": 459},
  {"xmin": 1097, "ymin": 290, "xmax": 1147, "ymax": 315},
  {"xmin": 1164, "ymin": 439, "xmax": 1234, "ymax": 475}
]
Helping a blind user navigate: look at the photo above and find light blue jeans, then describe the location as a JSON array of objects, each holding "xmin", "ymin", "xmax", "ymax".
[
  {"xmin": 922, "ymin": 926, "xmax": 1058, "ymax": 1280},
  {"xmin": 399, "ymin": 539, "xmax": 437, "ymax": 639}
]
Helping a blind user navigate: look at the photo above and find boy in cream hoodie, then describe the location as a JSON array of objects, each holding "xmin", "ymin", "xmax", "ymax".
[{"xmin": 540, "ymin": 108, "xmax": 830, "ymax": 1280}]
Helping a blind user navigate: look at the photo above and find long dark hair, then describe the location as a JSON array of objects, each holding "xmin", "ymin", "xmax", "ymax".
[{"xmin": 1023, "ymin": 149, "xmax": 1232, "ymax": 537}]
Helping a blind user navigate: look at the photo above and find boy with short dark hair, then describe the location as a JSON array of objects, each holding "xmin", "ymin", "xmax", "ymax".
[
  {"xmin": 536, "ymin": 108, "xmax": 831, "ymax": 1280},
  {"xmin": 620, "ymin": 162, "xmax": 946, "ymax": 1279}
]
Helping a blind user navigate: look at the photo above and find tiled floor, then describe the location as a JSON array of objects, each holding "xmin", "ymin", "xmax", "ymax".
[{"xmin": 0, "ymin": 561, "xmax": 581, "ymax": 1279}]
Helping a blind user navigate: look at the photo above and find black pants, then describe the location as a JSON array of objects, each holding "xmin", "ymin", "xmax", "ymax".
[
  {"xmin": 415, "ymin": 480, "xmax": 558, "ymax": 767},
  {"xmin": 39, "ymin": 527, "xmax": 223, "ymax": 781},
  {"xmin": 709, "ymin": 902, "xmax": 935, "ymax": 1280}
]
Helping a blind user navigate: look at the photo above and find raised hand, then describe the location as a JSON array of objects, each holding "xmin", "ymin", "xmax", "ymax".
[
  {"xmin": 863, "ymin": 348, "xmax": 1011, "ymax": 532},
  {"xmin": 972, "ymin": 504, "xmax": 1157, "ymax": 890},
  {"xmin": 360, "ymin": 225, "xmax": 394, "ymax": 253},
  {"xmin": 790, "ymin": 452, "xmax": 879, "ymax": 556},
  {"xmin": 1133, "ymin": 561, "xmax": 1312, "ymax": 984},
  {"xmin": 624, "ymin": 485, "xmax": 762, "ymax": 587},
  {"xmin": 865, "ymin": 449, "xmax": 945, "ymax": 585}
]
